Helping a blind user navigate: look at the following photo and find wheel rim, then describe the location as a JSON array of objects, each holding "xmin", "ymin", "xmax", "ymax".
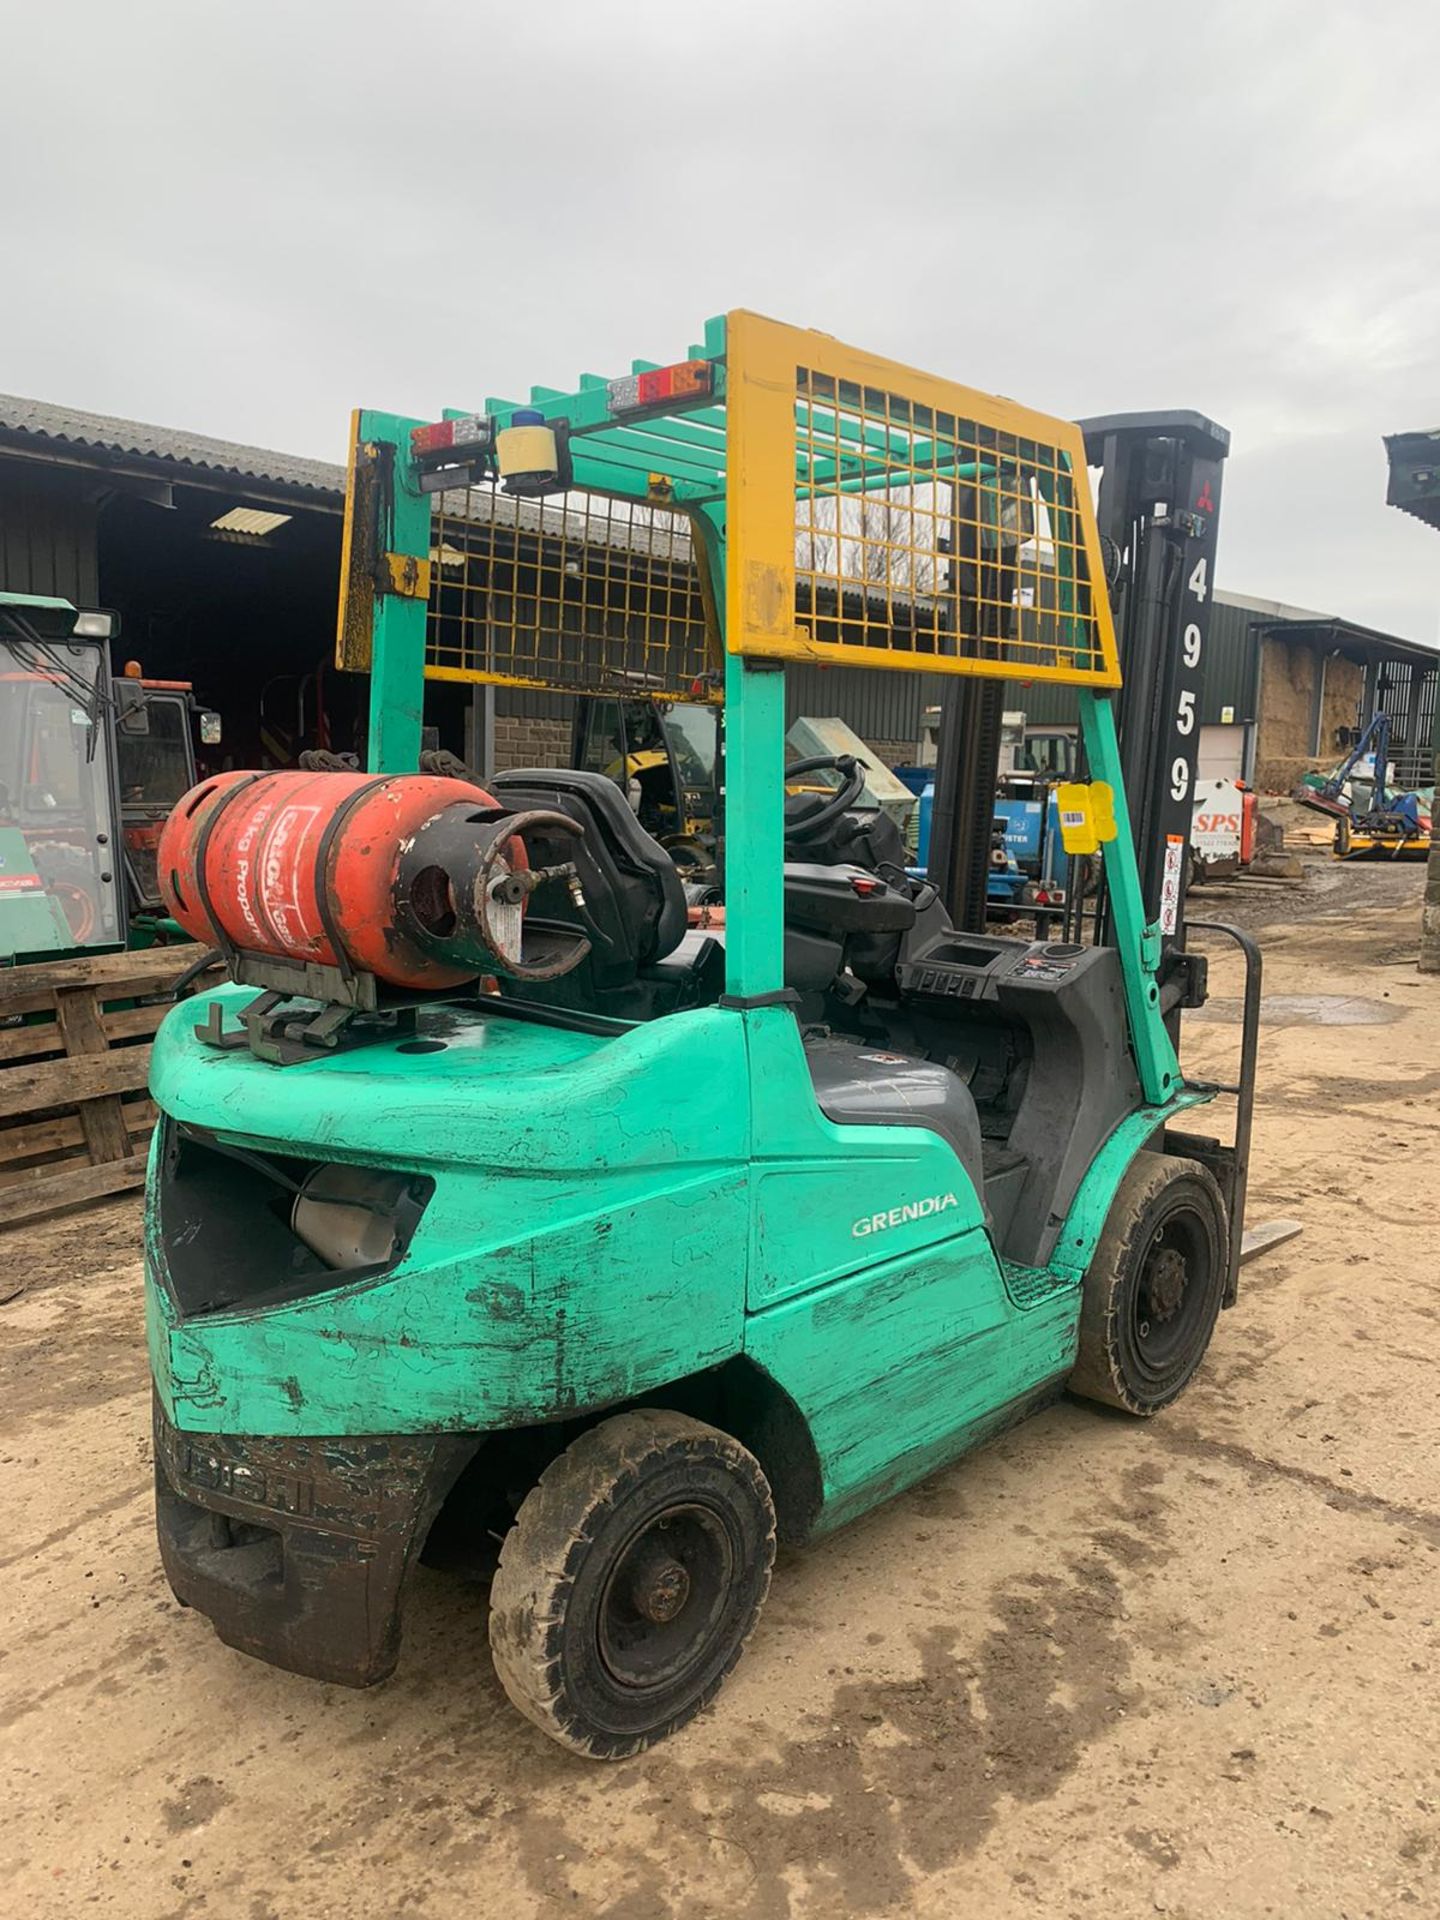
[
  {"xmin": 1128, "ymin": 1207, "xmax": 1214, "ymax": 1386},
  {"xmin": 596, "ymin": 1501, "xmax": 734, "ymax": 1694},
  {"xmin": 54, "ymin": 881, "xmax": 98, "ymax": 944}
]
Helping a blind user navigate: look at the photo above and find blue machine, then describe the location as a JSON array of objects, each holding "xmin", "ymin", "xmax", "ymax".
[
  {"xmin": 1293, "ymin": 710, "xmax": 1431, "ymax": 858},
  {"xmin": 909, "ymin": 778, "xmax": 1067, "ymax": 912},
  {"xmin": 995, "ymin": 790, "xmax": 1068, "ymax": 893},
  {"xmin": 995, "ymin": 794, "xmax": 1047, "ymax": 868}
]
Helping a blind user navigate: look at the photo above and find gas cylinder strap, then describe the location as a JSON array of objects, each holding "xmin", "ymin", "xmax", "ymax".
[
  {"xmin": 311, "ymin": 776, "xmax": 392, "ymax": 987},
  {"xmin": 190, "ymin": 771, "xmax": 263, "ymax": 970}
]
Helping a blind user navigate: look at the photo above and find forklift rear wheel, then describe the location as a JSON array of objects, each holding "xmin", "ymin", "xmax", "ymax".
[
  {"xmin": 488, "ymin": 1409, "xmax": 776, "ymax": 1759},
  {"xmin": 1070, "ymin": 1152, "xmax": 1227, "ymax": 1416}
]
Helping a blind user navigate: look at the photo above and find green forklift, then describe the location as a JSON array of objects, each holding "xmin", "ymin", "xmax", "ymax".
[{"xmin": 145, "ymin": 314, "xmax": 1258, "ymax": 1758}]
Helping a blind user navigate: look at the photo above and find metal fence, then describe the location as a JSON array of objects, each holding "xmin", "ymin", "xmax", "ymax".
[{"xmin": 1369, "ymin": 653, "xmax": 1439, "ymax": 786}]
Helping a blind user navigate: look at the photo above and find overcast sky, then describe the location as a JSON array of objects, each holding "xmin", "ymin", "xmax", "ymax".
[{"xmin": 4, "ymin": 1, "xmax": 1438, "ymax": 640}]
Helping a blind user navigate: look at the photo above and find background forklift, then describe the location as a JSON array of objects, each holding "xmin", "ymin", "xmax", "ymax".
[
  {"xmin": 145, "ymin": 314, "xmax": 1259, "ymax": 1760},
  {"xmin": 570, "ymin": 695, "xmax": 909, "ymax": 901},
  {"xmin": 0, "ymin": 591, "xmax": 219, "ymax": 965},
  {"xmin": 571, "ymin": 691, "xmax": 721, "ymax": 883}
]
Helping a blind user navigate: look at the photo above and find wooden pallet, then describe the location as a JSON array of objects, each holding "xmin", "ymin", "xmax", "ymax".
[{"xmin": 0, "ymin": 947, "xmax": 214, "ymax": 1230}]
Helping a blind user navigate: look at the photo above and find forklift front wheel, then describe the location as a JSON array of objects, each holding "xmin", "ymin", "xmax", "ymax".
[
  {"xmin": 1070, "ymin": 1152, "xmax": 1227, "ymax": 1416},
  {"xmin": 488, "ymin": 1409, "xmax": 776, "ymax": 1759}
]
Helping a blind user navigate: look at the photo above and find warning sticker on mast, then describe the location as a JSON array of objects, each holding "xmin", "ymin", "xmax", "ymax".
[{"xmin": 1159, "ymin": 834, "xmax": 1187, "ymax": 936}]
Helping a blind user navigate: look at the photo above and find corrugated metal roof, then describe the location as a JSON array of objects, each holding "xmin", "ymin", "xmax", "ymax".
[
  {"xmin": 432, "ymin": 484, "xmax": 701, "ymax": 560},
  {"xmin": 0, "ymin": 395, "xmax": 702, "ymax": 557},
  {"xmin": 1251, "ymin": 614, "xmax": 1440, "ymax": 665},
  {"xmin": 0, "ymin": 393, "xmax": 344, "ymax": 497},
  {"xmin": 0, "ymin": 395, "xmax": 725, "ymax": 572},
  {"xmin": 1214, "ymin": 587, "xmax": 1326, "ymax": 621},
  {"xmin": 1000, "ymin": 596, "xmax": 1436, "ymax": 733}
]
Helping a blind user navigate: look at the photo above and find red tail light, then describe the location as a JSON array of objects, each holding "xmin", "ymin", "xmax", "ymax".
[
  {"xmin": 608, "ymin": 360, "xmax": 713, "ymax": 415},
  {"xmin": 410, "ymin": 414, "xmax": 494, "ymax": 458}
]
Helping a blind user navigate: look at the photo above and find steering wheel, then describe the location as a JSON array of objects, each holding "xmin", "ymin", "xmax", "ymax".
[{"xmin": 783, "ymin": 753, "xmax": 867, "ymax": 842}]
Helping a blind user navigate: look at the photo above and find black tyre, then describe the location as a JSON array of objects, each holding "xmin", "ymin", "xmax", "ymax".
[
  {"xmin": 663, "ymin": 836, "xmax": 719, "ymax": 890},
  {"xmin": 1069, "ymin": 1151, "xmax": 1228, "ymax": 1415},
  {"xmin": 488, "ymin": 1409, "xmax": 776, "ymax": 1759}
]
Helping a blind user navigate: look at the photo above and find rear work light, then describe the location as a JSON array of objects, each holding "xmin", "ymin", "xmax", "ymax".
[
  {"xmin": 607, "ymin": 360, "xmax": 713, "ymax": 415},
  {"xmin": 410, "ymin": 413, "xmax": 495, "ymax": 458},
  {"xmin": 72, "ymin": 610, "xmax": 118, "ymax": 639}
]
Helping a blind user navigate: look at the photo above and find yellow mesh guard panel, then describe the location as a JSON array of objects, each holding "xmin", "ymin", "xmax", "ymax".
[
  {"xmin": 423, "ymin": 485, "xmax": 718, "ymax": 700},
  {"xmin": 724, "ymin": 311, "xmax": 1120, "ymax": 684}
]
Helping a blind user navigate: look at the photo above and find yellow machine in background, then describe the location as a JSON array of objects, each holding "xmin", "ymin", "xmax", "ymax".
[{"xmin": 572, "ymin": 695, "xmax": 720, "ymax": 880}]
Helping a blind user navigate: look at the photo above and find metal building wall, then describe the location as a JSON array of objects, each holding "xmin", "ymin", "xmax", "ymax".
[
  {"xmin": 0, "ymin": 459, "xmax": 99, "ymax": 603},
  {"xmin": 1200, "ymin": 601, "xmax": 1262, "ymax": 724},
  {"xmin": 491, "ymin": 636, "xmax": 1270, "ymax": 759},
  {"xmin": 1000, "ymin": 677, "xmax": 1077, "ymax": 725},
  {"xmin": 494, "ymin": 685, "xmax": 572, "ymax": 723},
  {"xmin": 494, "ymin": 664, "xmax": 946, "ymax": 759},
  {"xmin": 783, "ymin": 663, "xmax": 944, "ymax": 754},
  {"xmin": 999, "ymin": 602, "xmax": 1262, "ymax": 731}
]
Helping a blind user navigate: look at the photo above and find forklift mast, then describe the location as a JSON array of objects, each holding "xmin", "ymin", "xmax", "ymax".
[
  {"xmin": 925, "ymin": 678, "xmax": 1006, "ymax": 932},
  {"xmin": 927, "ymin": 412, "xmax": 1229, "ymax": 945},
  {"xmin": 1080, "ymin": 411, "xmax": 1230, "ymax": 947}
]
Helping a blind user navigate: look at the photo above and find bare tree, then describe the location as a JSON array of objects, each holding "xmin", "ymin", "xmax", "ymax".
[{"xmin": 797, "ymin": 484, "xmax": 942, "ymax": 595}]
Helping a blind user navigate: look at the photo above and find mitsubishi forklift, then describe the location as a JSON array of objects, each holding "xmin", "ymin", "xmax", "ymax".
[{"xmin": 144, "ymin": 315, "xmax": 1259, "ymax": 1758}]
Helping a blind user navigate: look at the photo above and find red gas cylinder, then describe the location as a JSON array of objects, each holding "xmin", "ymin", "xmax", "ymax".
[{"xmin": 158, "ymin": 769, "xmax": 516, "ymax": 990}]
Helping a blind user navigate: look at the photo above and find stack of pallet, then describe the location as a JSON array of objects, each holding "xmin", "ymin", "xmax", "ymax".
[{"xmin": 0, "ymin": 948, "xmax": 214, "ymax": 1230}]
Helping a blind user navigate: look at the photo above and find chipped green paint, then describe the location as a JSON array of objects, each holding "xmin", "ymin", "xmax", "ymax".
[
  {"xmin": 146, "ymin": 979, "xmax": 1203, "ymax": 1528},
  {"xmin": 148, "ymin": 989, "xmax": 752, "ymax": 1435}
]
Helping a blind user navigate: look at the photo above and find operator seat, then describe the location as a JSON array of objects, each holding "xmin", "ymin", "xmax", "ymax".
[{"xmin": 487, "ymin": 768, "xmax": 700, "ymax": 1012}]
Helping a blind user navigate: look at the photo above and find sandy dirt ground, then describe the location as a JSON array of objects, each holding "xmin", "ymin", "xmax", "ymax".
[{"xmin": 3, "ymin": 863, "xmax": 1438, "ymax": 1920}]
